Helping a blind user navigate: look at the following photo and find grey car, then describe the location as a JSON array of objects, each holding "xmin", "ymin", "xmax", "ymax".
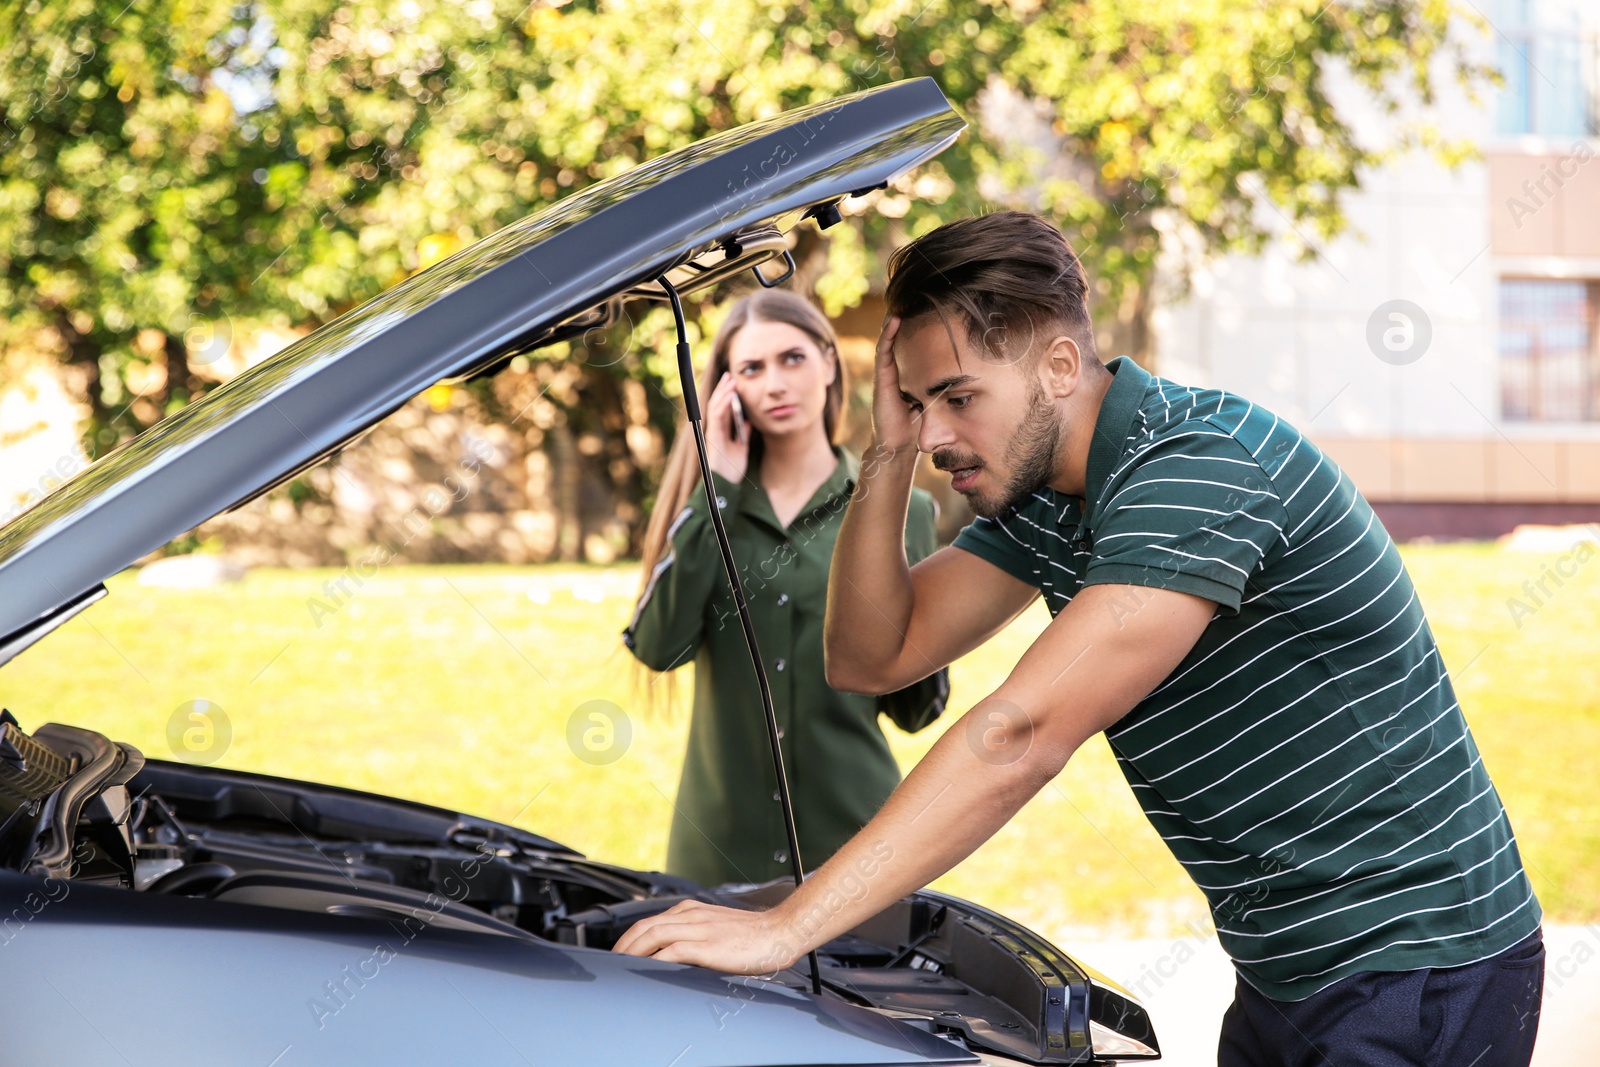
[{"xmin": 0, "ymin": 78, "xmax": 1161, "ymax": 1066}]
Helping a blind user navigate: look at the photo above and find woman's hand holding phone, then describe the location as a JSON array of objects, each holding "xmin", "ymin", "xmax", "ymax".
[{"xmin": 707, "ymin": 372, "xmax": 750, "ymax": 484}]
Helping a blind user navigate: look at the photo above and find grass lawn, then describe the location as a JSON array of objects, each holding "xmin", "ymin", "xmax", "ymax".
[{"xmin": 2, "ymin": 542, "xmax": 1595, "ymax": 948}]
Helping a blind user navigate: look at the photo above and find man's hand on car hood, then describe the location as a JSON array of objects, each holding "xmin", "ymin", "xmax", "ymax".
[{"xmin": 613, "ymin": 898, "xmax": 801, "ymax": 974}]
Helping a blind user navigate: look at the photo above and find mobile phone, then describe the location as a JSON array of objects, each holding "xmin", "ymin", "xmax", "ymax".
[{"xmin": 730, "ymin": 393, "xmax": 746, "ymax": 442}]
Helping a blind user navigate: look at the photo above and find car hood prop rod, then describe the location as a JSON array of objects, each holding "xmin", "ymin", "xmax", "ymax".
[{"xmin": 659, "ymin": 274, "xmax": 821, "ymax": 996}]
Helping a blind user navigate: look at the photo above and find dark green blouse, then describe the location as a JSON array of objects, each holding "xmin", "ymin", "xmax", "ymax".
[{"xmin": 623, "ymin": 446, "xmax": 944, "ymax": 887}]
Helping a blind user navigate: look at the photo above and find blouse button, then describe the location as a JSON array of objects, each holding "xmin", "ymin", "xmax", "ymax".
[
  {"xmin": 774, "ymin": 850, "xmax": 788, "ymax": 863},
  {"xmin": 774, "ymin": 658, "xmax": 786, "ymax": 671},
  {"xmin": 776, "ymin": 593, "xmax": 789, "ymax": 606}
]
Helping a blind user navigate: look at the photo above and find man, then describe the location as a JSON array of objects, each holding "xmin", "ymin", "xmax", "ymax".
[{"xmin": 616, "ymin": 211, "xmax": 1544, "ymax": 1066}]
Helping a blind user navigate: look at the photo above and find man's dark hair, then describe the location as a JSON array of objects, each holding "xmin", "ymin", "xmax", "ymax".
[{"xmin": 884, "ymin": 210, "xmax": 1096, "ymax": 366}]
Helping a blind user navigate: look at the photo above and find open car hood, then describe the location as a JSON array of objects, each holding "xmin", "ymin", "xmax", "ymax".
[{"xmin": 0, "ymin": 78, "xmax": 963, "ymax": 656}]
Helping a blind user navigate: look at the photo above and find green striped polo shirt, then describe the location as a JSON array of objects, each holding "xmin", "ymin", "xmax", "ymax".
[{"xmin": 953, "ymin": 355, "xmax": 1540, "ymax": 1001}]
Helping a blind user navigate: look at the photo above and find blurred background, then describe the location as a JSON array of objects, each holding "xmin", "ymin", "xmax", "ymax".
[{"xmin": 1, "ymin": 1, "xmax": 1597, "ymax": 1063}]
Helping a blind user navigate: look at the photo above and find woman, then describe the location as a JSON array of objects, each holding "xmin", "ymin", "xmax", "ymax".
[{"xmin": 624, "ymin": 289, "xmax": 947, "ymax": 888}]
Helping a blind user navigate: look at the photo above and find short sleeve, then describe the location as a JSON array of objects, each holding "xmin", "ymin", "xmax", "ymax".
[
  {"xmin": 951, "ymin": 511, "xmax": 1043, "ymax": 588},
  {"xmin": 1083, "ymin": 427, "xmax": 1287, "ymax": 615}
]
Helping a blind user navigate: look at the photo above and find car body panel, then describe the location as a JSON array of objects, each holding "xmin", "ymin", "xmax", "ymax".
[
  {"xmin": 0, "ymin": 750, "xmax": 1157, "ymax": 1065},
  {"xmin": 1, "ymin": 870, "xmax": 972, "ymax": 1066}
]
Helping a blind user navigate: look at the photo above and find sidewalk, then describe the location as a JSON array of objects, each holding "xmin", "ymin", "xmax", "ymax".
[{"xmin": 1070, "ymin": 925, "xmax": 1600, "ymax": 1066}]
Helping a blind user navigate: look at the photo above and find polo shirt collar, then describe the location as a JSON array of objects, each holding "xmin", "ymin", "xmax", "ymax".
[{"xmin": 1083, "ymin": 355, "xmax": 1150, "ymax": 513}]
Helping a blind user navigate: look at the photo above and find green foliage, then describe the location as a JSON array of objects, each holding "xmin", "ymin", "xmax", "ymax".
[{"xmin": 0, "ymin": 0, "xmax": 1489, "ymax": 454}]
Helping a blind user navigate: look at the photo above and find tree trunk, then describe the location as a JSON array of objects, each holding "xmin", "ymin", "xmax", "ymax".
[
  {"xmin": 53, "ymin": 312, "xmax": 107, "ymax": 447},
  {"xmin": 550, "ymin": 419, "xmax": 580, "ymax": 562},
  {"xmin": 1095, "ymin": 278, "xmax": 1155, "ymax": 373}
]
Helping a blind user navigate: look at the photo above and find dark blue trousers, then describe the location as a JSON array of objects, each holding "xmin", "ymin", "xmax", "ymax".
[{"xmin": 1217, "ymin": 929, "xmax": 1545, "ymax": 1067}]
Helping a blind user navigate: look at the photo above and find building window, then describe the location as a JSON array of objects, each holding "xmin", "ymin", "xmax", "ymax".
[
  {"xmin": 1500, "ymin": 278, "xmax": 1600, "ymax": 421},
  {"xmin": 1495, "ymin": 0, "xmax": 1600, "ymax": 137}
]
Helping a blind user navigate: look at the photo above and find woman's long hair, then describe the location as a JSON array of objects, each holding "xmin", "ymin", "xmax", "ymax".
[{"xmin": 632, "ymin": 289, "xmax": 845, "ymax": 708}]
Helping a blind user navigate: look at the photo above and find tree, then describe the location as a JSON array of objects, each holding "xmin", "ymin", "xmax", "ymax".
[
  {"xmin": 1, "ymin": 0, "xmax": 1491, "ymax": 546},
  {"xmin": 1, "ymin": 1, "xmax": 275, "ymax": 449}
]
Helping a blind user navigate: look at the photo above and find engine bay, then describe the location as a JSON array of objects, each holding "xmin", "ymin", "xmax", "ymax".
[{"xmin": 0, "ymin": 715, "xmax": 1158, "ymax": 1064}]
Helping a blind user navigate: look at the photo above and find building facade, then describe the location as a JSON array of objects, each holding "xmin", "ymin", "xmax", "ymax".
[{"xmin": 1152, "ymin": 0, "xmax": 1600, "ymax": 539}]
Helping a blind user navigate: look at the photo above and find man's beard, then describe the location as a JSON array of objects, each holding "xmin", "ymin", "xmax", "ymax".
[{"xmin": 938, "ymin": 383, "xmax": 1061, "ymax": 519}]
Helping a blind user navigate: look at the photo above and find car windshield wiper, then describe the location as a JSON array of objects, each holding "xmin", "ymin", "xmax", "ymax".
[{"xmin": 659, "ymin": 273, "xmax": 822, "ymax": 996}]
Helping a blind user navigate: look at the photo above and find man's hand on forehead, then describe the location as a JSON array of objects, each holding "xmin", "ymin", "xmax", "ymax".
[{"xmin": 869, "ymin": 315, "xmax": 920, "ymax": 455}]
